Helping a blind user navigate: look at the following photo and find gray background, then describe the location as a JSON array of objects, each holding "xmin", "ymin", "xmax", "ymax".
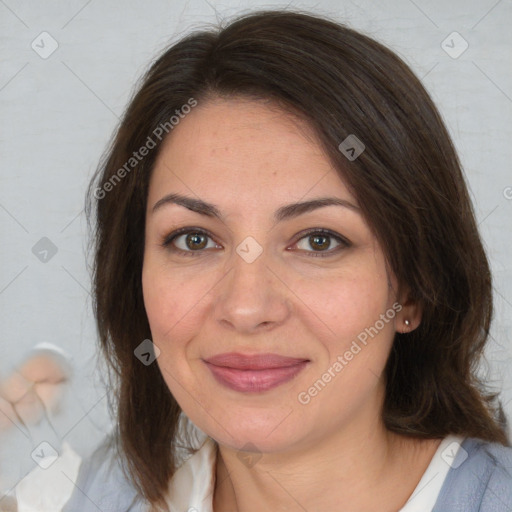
[{"xmin": 1, "ymin": 0, "xmax": 511, "ymax": 494}]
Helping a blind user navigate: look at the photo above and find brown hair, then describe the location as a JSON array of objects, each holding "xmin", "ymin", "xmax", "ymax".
[{"xmin": 86, "ymin": 9, "xmax": 509, "ymax": 510}]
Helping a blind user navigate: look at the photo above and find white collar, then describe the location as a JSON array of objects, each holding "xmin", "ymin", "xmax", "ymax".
[
  {"xmin": 163, "ymin": 436, "xmax": 217, "ymax": 512},
  {"xmin": 163, "ymin": 435, "xmax": 464, "ymax": 511},
  {"xmin": 400, "ymin": 434, "xmax": 465, "ymax": 511}
]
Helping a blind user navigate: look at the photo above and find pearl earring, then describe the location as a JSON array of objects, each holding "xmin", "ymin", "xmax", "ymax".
[{"xmin": 404, "ymin": 319, "xmax": 410, "ymax": 326}]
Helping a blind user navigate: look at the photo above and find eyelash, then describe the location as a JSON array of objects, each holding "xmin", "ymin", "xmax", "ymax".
[{"xmin": 161, "ymin": 227, "xmax": 351, "ymax": 258}]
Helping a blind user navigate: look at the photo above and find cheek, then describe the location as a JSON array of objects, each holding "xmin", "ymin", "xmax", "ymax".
[
  {"xmin": 141, "ymin": 262, "xmax": 208, "ymax": 397},
  {"xmin": 291, "ymin": 261, "xmax": 394, "ymax": 350},
  {"xmin": 290, "ymin": 270, "xmax": 396, "ymax": 426},
  {"xmin": 142, "ymin": 260, "xmax": 206, "ymax": 340}
]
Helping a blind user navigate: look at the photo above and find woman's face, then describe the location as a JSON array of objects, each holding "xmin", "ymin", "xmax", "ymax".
[{"xmin": 142, "ymin": 98, "xmax": 406, "ymax": 453}]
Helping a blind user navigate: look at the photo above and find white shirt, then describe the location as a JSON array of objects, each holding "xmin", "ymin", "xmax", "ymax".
[
  {"xmin": 164, "ymin": 434, "xmax": 465, "ymax": 512},
  {"xmin": 400, "ymin": 435, "xmax": 465, "ymax": 511},
  {"xmin": 11, "ymin": 431, "xmax": 463, "ymax": 511},
  {"xmin": 14, "ymin": 441, "xmax": 82, "ymax": 512}
]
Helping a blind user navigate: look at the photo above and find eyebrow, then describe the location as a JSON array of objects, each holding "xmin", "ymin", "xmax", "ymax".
[{"xmin": 151, "ymin": 192, "xmax": 360, "ymax": 222}]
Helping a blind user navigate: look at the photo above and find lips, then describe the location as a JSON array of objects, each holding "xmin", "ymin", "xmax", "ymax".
[{"xmin": 203, "ymin": 353, "xmax": 309, "ymax": 393}]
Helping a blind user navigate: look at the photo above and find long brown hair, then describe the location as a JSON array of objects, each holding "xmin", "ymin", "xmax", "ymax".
[{"xmin": 86, "ymin": 9, "xmax": 509, "ymax": 510}]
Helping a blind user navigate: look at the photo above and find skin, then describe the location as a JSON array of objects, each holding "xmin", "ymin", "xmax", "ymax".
[
  {"xmin": 142, "ymin": 97, "xmax": 440, "ymax": 511},
  {"xmin": 0, "ymin": 353, "xmax": 69, "ymax": 430}
]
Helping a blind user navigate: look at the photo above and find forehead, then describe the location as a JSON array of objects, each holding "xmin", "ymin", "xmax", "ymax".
[{"xmin": 148, "ymin": 98, "xmax": 355, "ymax": 209}]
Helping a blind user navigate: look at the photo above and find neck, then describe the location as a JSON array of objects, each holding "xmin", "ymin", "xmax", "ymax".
[{"xmin": 213, "ymin": 416, "xmax": 440, "ymax": 512}]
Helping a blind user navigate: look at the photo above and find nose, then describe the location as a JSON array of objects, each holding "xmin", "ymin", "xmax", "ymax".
[{"xmin": 214, "ymin": 247, "xmax": 291, "ymax": 334}]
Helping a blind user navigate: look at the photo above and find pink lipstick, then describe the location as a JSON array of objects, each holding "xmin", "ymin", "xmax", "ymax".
[{"xmin": 203, "ymin": 353, "xmax": 309, "ymax": 392}]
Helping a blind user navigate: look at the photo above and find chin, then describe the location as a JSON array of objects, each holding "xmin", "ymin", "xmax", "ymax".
[{"xmin": 198, "ymin": 406, "xmax": 308, "ymax": 454}]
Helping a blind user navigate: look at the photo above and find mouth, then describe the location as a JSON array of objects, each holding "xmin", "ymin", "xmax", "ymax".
[{"xmin": 203, "ymin": 353, "xmax": 310, "ymax": 393}]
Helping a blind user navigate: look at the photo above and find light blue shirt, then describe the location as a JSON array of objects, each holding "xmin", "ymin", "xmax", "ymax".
[{"xmin": 62, "ymin": 436, "xmax": 512, "ymax": 511}]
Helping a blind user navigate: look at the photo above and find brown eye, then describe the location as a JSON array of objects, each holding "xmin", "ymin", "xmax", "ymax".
[
  {"xmin": 308, "ymin": 234, "xmax": 331, "ymax": 251},
  {"xmin": 293, "ymin": 229, "xmax": 350, "ymax": 257},
  {"xmin": 185, "ymin": 232, "xmax": 208, "ymax": 250},
  {"xmin": 163, "ymin": 228, "xmax": 220, "ymax": 254}
]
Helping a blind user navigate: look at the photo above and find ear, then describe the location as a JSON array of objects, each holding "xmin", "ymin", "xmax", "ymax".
[{"xmin": 394, "ymin": 287, "xmax": 422, "ymax": 334}]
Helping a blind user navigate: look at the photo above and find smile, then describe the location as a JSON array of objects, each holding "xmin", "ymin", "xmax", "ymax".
[{"xmin": 203, "ymin": 353, "xmax": 310, "ymax": 393}]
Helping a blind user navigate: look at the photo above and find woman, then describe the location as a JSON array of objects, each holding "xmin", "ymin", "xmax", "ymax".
[{"xmin": 62, "ymin": 9, "xmax": 512, "ymax": 512}]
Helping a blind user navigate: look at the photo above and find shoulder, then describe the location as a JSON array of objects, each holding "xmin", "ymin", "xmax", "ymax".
[
  {"xmin": 469, "ymin": 438, "xmax": 512, "ymax": 509},
  {"xmin": 62, "ymin": 434, "xmax": 148, "ymax": 512},
  {"xmin": 433, "ymin": 437, "xmax": 512, "ymax": 512}
]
